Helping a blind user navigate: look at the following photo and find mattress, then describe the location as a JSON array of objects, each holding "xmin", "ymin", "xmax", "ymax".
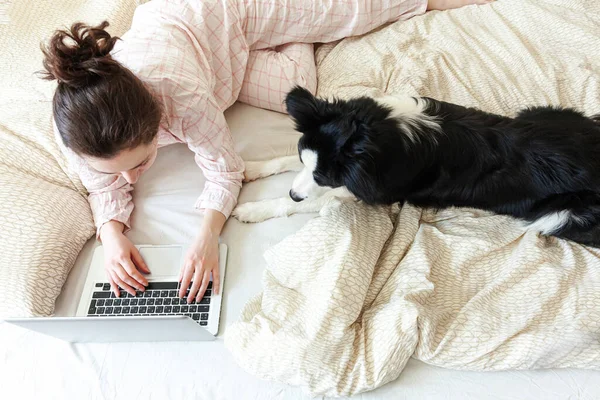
[{"xmin": 1, "ymin": 103, "xmax": 598, "ymax": 399}]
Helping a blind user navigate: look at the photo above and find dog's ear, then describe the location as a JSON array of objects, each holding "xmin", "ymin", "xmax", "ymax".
[
  {"xmin": 340, "ymin": 152, "xmax": 380, "ymax": 205},
  {"xmin": 337, "ymin": 125, "xmax": 381, "ymax": 204},
  {"xmin": 341, "ymin": 158, "xmax": 380, "ymax": 204},
  {"xmin": 334, "ymin": 117, "xmax": 361, "ymax": 148},
  {"xmin": 285, "ymin": 86, "xmax": 321, "ymax": 130}
]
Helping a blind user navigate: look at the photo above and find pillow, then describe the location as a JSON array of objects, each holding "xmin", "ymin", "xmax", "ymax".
[
  {"xmin": 225, "ymin": 102, "xmax": 300, "ymax": 162},
  {"xmin": 0, "ymin": 0, "xmax": 148, "ymax": 317}
]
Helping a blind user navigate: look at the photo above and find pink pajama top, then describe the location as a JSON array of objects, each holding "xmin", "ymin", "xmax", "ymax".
[{"xmin": 55, "ymin": 0, "xmax": 427, "ymax": 236}]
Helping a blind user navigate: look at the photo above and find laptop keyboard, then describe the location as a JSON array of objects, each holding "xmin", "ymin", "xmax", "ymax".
[{"xmin": 87, "ymin": 281, "xmax": 212, "ymax": 326}]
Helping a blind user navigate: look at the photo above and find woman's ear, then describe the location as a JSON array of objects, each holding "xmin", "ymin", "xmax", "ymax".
[{"xmin": 285, "ymin": 86, "xmax": 321, "ymax": 130}]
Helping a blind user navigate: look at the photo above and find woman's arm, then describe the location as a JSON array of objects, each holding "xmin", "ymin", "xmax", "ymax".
[
  {"xmin": 181, "ymin": 94, "xmax": 244, "ymax": 301},
  {"xmin": 179, "ymin": 209, "xmax": 226, "ymax": 302},
  {"xmin": 186, "ymin": 94, "xmax": 245, "ymax": 219}
]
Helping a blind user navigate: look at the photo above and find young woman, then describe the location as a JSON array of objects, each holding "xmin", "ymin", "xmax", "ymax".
[{"xmin": 42, "ymin": 0, "xmax": 491, "ymax": 302}]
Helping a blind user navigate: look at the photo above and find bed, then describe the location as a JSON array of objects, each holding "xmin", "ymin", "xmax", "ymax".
[
  {"xmin": 1, "ymin": 102, "xmax": 599, "ymax": 399},
  {"xmin": 1, "ymin": 0, "xmax": 599, "ymax": 397}
]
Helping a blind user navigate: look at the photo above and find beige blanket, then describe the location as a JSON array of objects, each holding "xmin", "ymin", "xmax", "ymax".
[
  {"xmin": 226, "ymin": 202, "xmax": 600, "ymax": 397},
  {"xmin": 226, "ymin": 0, "xmax": 600, "ymax": 396}
]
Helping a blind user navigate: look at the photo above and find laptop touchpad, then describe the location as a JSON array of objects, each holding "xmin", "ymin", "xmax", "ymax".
[{"xmin": 138, "ymin": 246, "xmax": 183, "ymax": 277}]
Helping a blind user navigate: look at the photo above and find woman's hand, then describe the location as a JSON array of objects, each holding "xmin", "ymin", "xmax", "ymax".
[
  {"xmin": 100, "ymin": 221, "xmax": 150, "ymax": 297},
  {"xmin": 427, "ymin": 0, "xmax": 493, "ymax": 11},
  {"xmin": 179, "ymin": 210, "xmax": 225, "ymax": 302}
]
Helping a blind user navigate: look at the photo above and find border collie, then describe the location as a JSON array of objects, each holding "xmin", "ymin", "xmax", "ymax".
[{"xmin": 235, "ymin": 86, "xmax": 600, "ymax": 247}]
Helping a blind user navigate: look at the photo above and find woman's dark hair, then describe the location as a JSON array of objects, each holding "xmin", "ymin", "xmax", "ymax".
[{"xmin": 40, "ymin": 21, "xmax": 162, "ymax": 158}]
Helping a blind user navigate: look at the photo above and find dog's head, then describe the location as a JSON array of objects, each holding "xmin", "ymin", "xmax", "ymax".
[{"xmin": 285, "ymin": 86, "xmax": 391, "ymax": 203}]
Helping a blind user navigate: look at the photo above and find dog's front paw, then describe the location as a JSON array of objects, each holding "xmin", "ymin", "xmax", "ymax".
[{"xmin": 232, "ymin": 201, "xmax": 277, "ymax": 223}]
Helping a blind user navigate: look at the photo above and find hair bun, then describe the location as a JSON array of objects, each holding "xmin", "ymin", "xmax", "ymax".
[{"xmin": 41, "ymin": 21, "xmax": 120, "ymax": 88}]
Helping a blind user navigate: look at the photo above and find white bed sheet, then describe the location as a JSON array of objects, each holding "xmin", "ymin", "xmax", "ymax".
[{"xmin": 1, "ymin": 103, "xmax": 598, "ymax": 399}]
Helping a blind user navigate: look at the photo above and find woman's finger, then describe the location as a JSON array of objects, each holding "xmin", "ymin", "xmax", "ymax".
[
  {"xmin": 195, "ymin": 270, "xmax": 212, "ymax": 302},
  {"xmin": 187, "ymin": 265, "xmax": 204, "ymax": 303},
  {"xmin": 121, "ymin": 258, "xmax": 148, "ymax": 289},
  {"xmin": 179, "ymin": 264, "xmax": 194, "ymax": 298},
  {"xmin": 212, "ymin": 263, "xmax": 220, "ymax": 296},
  {"xmin": 107, "ymin": 273, "xmax": 120, "ymax": 297},
  {"xmin": 109, "ymin": 270, "xmax": 131, "ymax": 298},
  {"xmin": 113, "ymin": 267, "xmax": 138, "ymax": 296}
]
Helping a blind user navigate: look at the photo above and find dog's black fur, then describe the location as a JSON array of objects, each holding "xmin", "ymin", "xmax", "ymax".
[{"xmin": 285, "ymin": 86, "xmax": 600, "ymax": 247}]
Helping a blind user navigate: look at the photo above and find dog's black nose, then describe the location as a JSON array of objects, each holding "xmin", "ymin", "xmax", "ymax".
[{"xmin": 289, "ymin": 190, "xmax": 304, "ymax": 202}]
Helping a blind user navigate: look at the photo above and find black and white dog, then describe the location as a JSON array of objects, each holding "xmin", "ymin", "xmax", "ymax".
[{"xmin": 235, "ymin": 86, "xmax": 600, "ymax": 247}]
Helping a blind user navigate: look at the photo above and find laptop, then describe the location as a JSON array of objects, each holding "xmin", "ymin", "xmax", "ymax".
[{"xmin": 5, "ymin": 244, "xmax": 227, "ymax": 342}]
